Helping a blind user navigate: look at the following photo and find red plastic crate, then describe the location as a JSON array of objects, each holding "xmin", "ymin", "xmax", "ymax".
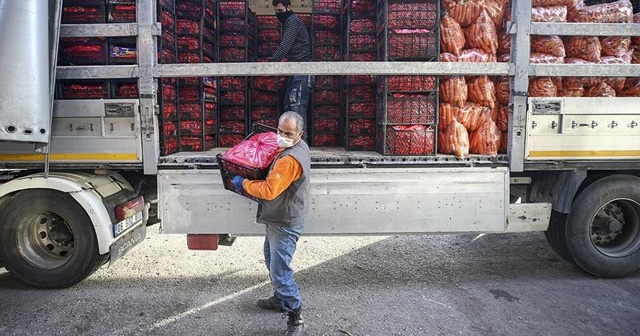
[
  {"xmin": 258, "ymin": 43, "xmax": 279, "ymax": 57},
  {"xmin": 313, "ymin": 106, "xmax": 341, "ymax": 118},
  {"xmin": 348, "ymin": 135, "xmax": 375, "ymax": 151},
  {"xmin": 314, "ymin": 119, "xmax": 340, "ymax": 133},
  {"xmin": 313, "ymin": 90, "xmax": 341, "ymax": 105},
  {"xmin": 314, "ymin": 46, "xmax": 341, "ymax": 61},
  {"xmin": 162, "ymin": 102, "xmax": 177, "ymax": 120},
  {"xmin": 253, "ymin": 76, "xmax": 283, "ymax": 91},
  {"xmin": 346, "ymin": 52, "xmax": 375, "ymax": 61},
  {"xmin": 181, "ymin": 135, "xmax": 215, "ymax": 151},
  {"xmin": 257, "ymin": 16, "xmax": 280, "ymax": 30},
  {"xmin": 251, "ymin": 106, "xmax": 278, "ymax": 119},
  {"xmin": 349, "ymin": 35, "xmax": 376, "ymax": 51},
  {"xmin": 349, "ymin": 75, "xmax": 375, "ymax": 85},
  {"xmin": 347, "ymin": 102, "xmax": 375, "ymax": 117},
  {"xmin": 314, "ymin": 76, "xmax": 341, "ymax": 90},
  {"xmin": 114, "ymin": 82, "xmax": 138, "ymax": 98},
  {"xmin": 379, "ymin": 125, "xmax": 435, "ymax": 155},
  {"xmin": 313, "ymin": 15, "xmax": 340, "ymax": 30},
  {"xmin": 162, "ymin": 138, "xmax": 179, "ymax": 155},
  {"xmin": 348, "ymin": 85, "xmax": 375, "ymax": 102},
  {"xmin": 313, "ymin": 0, "xmax": 342, "ymax": 14},
  {"xmin": 60, "ymin": 82, "xmax": 109, "ymax": 99},
  {"xmin": 259, "ymin": 29, "xmax": 281, "ymax": 43},
  {"xmin": 219, "ymin": 120, "xmax": 247, "ymax": 133},
  {"xmin": 387, "ymin": 30, "xmax": 437, "ymax": 60},
  {"xmin": 220, "ymin": 47, "xmax": 252, "ymax": 62},
  {"xmin": 219, "ymin": 133, "xmax": 245, "ymax": 147},
  {"xmin": 252, "ymin": 118, "xmax": 277, "ymax": 128},
  {"xmin": 387, "ymin": 2, "xmax": 438, "ymax": 29},
  {"xmin": 350, "ymin": 0, "xmax": 375, "ymax": 17},
  {"xmin": 313, "ymin": 134, "xmax": 340, "ymax": 147},
  {"xmin": 348, "ymin": 118, "xmax": 376, "ymax": 135},
  {"xmin": 179, "ymin": 86, "xmax": 216, "ymax": 102},
  {"xmin": 219, "ymin": 77, "xmax": 247, "ymax": 90},
  {"xmin": 219, "ymin": 2, "xmax": 247, "ymax": 16},
  {"xmin": 220, "ymin": 106, "xmax": 246, "ymax": 120},
  {"xmin": 220, "ymin": 33, "xmax": 252, "ymax": 47},
  {"xmin": 383, "ymin": 93, "xmax": 436, "ymax": 124},
  {"xmin": 108, "ymin": 5, "xmax": 136, "ymax": 23},
  {"xmin": 221, "ymin": 91, "xmax": 247, "ymax": 104},
  {"xmin": 62, "ymin": 5, "xmax": 105, "ymax": 24},
  {"xmin": 350, "ymin": 19, "xmax": 376, "ymax": 33},
  {"xmin": 251, "ymin": 90, "xmax": 278, "ymax": 104},
  {"xmin": 386, "ymin": 76, "xmax": 437, "ymax": 91}
]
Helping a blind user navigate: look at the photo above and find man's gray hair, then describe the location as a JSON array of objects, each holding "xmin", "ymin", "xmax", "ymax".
[{"xmin": 280, "ymin": 111, "xmax": 304, "ymax": 132}]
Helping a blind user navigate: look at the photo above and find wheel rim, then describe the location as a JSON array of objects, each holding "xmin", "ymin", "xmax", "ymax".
[
  {"xmin": 590, "ymin": 198, "xmax": 640, "ymax": 258},
  {"xmin": 15, "ymin": 211, "xmax": 75, "ymax": 269}
]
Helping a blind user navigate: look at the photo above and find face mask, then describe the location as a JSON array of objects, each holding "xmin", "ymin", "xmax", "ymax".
[
  {"xmin": 277, "ymin": 134, "xmax": 295, "ymax": 148},
  {"xmin": 276, "ymin": 11, "xmax": 292, "ymax": 24}
]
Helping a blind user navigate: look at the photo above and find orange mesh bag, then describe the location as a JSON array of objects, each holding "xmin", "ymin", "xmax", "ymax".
[
  {"xmin": 619, "ymin": 78, "xmax": 640, "ymax": 97},
  {"xmin": 529, "ymin": 77, "xmax": 558, "ymax": 97},
  {"xmin": 600, "ymin": 50, "xmax": 633, "ymax": 64},
  {"xmin": 530, "ymin": 53, "xmax": 565, "ymax": 63},
  {"xmin": 440, "ymin": 52, "xmax": 459, "ymax": 62},
  {"xmin": 498, "ymin": 30, "xmax": 511, "ymax": 56},
  {"xmin": 531, "ymin": 6, "xmax": 568, "ymax": 22},
  {"xmin": 496, "ymin": 104, "xmax": 509, "ymax": 132},
  {"xmin": 632, "ymin": 45, "xmax": 640, "ymax": 64},
  {"xmin": 442, "ymin": 0, "xmax": 485, "ymax": 27},
  {"xmin": 560, "ymin": 85, "xmax": 584, "ymax": 97},
  {"xmin": 455, "ymin": 103, "xmax": 492, "ymax": 131},
  {"xmin": 600, "ymin": 36, "xmax": 631, "ymax": 58},
  {"xmin": 499, "ymin": 131, "xmax": 508, "ymax": 153},
  {"xmin": 586, "ymin": 82, "xmax": 616, "ymax": 97},
  {"xmin": 633, "ymin": 14, "xmax": 640, "ymax": 45},
  {"xmin": 533, "ymin": 0, "xmax": 577, "ymax": 6},
  {"xmin": 442, "ymin": 48, "xmax": 497, "ymax": 62},
  {"xmin": 495, "ymin": 76, "xmax": 510, "ymax": 105},
  {"xmin": 464, "ymin": 10, "xmax": 499, "ymax": 55},
  {"xmin": 603, "ymin": 77, "xmax": 626, "ymax": 92},
  {"xmin": 467, "ymin": 75, "xmax": 497, "ymax": 108},
  {"xmin": 531, "ymin": 35, "xmax": 566, "ymax": 57},
  {"xmin": 439, "ymin": 103, "xmax": 459, "ymax": 125},
  {"xmin": 565, "ymin": 36, "xmax": 602, "ymax": 62},
  {"xmin": 440, "ymin": 15, "xmax": 465, "ymax": 56},
  {"xmin": 570, "ymin": 0, "xmax": 633, "ymax": 23},
  {"xmin": 439, "ymin": 76, "xmax": 468, "ymax": 107},
  {"xmin": 469, "ymin": 120, "xmax": 501, "ymax": 156},
  {"xmin": 438, "ymin": 119, "xmax": 470, "ymax": 158},
  {"xmin": 484, "ymin": 0, "xmax": 507, "ymax": 26},
  {"xmin": 563, "ymin": 58, "xmax": 601, "ymax": 87}
]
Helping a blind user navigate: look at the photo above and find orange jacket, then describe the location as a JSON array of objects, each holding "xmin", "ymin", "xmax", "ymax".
[{"xmin": 242, "ymin": 155, "xmax": 302, "ymax": 201}]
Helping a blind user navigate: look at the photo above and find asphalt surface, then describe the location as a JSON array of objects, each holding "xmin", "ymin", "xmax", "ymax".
[{"xmin": 1, "ymin": 228, "xmax": 639, "ymax": 336}]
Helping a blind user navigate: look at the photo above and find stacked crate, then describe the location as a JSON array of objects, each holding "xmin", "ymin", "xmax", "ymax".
[
  {"xmin": 157, "ymin": 0, "xmax": 179, "ymax": 155},
  {"xmin": 310, "ymin": 0, "xmax": 343, "ymax": 147},
  {"xmin": 107, "ymin": 0, "xmax": 136, "ymax": 22},
  {"xmin": 176, "ymin": 0, "xmax": 217, "ymax": 151},
  {"xmin": 376, "ymin": 0, "xmax": 439, "ymax": 155},
  {"xmin": 251, "ymin": 15, "xmax": 282, "ymax": 129},
  {"xmin": 62, "ymin": 0, "xmax": 106, "ymax": 24},
  {"xmin": 218, "ymin": 1, "xmax": 257, "ymax": 147},
  {"xmin": 344, "ymin": 0, "xmax": 377, "ymax": 150}
]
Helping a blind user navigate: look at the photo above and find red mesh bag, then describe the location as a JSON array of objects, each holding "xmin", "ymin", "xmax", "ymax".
[
  {"xmin": 221, "ymin": 91, "xmax": 246, "ymax": 104},
  {"xmin": 440, "ymin": 15, "xmax": 465, "ymax": 56},
  {"xmin": 388, "ymin": 29, "xmax": 437, "ymax": 59},
  {"xmin": 164, "ymin": 121, "xmax": 177, "ymax": 138},
  {"xmin": 313, "ymin": 15, "xmax": 339, "ymax": 30},
  {"xmin": 314, "ymin": 47, "xmax": 341, "ymax": 61},
  {"xmin": 219, "ymin": 77, "xmax": 247, "ymax": 90},
  {"xmin": 251, "ymin": 90, "xmax": 278, "ymax": 104},
  {"xmin": 561, "ymin": 85, "xmax": 585, "ymax": 97},
  {"xmin": 349, "ymin": 35, "xmax": 376, "ymax": 51},
  {"xmin": 619, "ymin": 78, "xmax": 640, "ymax": 97},
  {"xmin": 315, "ymin": 76, "xmax": 342, "ymax": 89},
  {"xmin": 257, "ymin": 16, "xmax": 280, "ymax": 30},
  {"xmin": 116, "ymin": 83, "xmax": 139, "ymax": 98},
  {"xmin": 220, "ymin": 34, "xmax": 251, "ymax": 47},
  {"xmin": 258, "ymin": 43, "xmax": 279, "ymax": 57},
  {"xmin": 314, "ymin": 31, "xmax": 340, "ymax": 45},
  {"xmin": 634, "ymin": 14, "xmax": 640, "ymax": 45},
  {"xmin": 222, "ymin": 18, "xmax": 248, "ymax": 31},
  {"xmin": 62, "ymin": 6, "xmax": 104, "ymax": 24},
  {"xmin": 219, "ymin": 134, "xmax": 245, "ymax": 148},
  {"xmin": 348, "ymin": 86, "xmax": 376, "ymax": 102},
  {"xmin": 347, "ymin": 52, "xmax": 376, "ymax": 61},
  {"xmin": 253, "ymin": 76, "xmax": 281, "ymax": 91},
  {"xmin": 61, "ymin": 83, "xmax": 108, "ymax": 99},
  {"xmin": 162, "ymin": 102, "xmax": 177, "ymax": 120},
  {"xmin": 219, "ymin": 2, "xmax": 247, "ymax": 16},
  {"xmin": 469, "ymin": 120, "xmax": 501, "ymax": 156},
  {"xmin": 350, "ymin": 0, "xmax": 375, "ymax": 17},
  {"xmin": 220, "ymin": 47, "xmax": 251, "ymax": 62},
  {"xmin": 313, "ymin": 0, "xmax": 342, "ymax": 14},
  {"xmin": 259, "ymin": 29, "xmax": 281, "ymax": 43},
  {"xmin": 349, "ymin": 75, "xmax": 375, "ymax": 85},
  {"xmin": 219, "ymin": 120, "xmax": 247, "ymax": 133},
  {"xmin": 179, "ymin": 86, "xmax": 216, "ymax": 102},
  {"xmin": 498, "ymin": 29, "xmax": 511, "ymax": 56}
]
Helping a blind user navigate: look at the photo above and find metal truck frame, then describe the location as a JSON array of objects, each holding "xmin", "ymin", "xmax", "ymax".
[{"xmin": 0, "ymin": 0, "xmax": 639, "ymax": 288}]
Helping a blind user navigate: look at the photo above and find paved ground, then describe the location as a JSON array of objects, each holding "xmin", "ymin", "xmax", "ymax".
[{"xmin": 1, "ymin": 228, "xmax": 639, "ymax": 336}]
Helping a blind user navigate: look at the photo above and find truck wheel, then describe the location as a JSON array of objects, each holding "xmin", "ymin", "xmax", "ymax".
[
  {"xmin": 565, "ymin": 175, "xmax": 640, "ymax": 278},
  {"xmin": 544, "ymin": 211, "xmax": 575, "ymax": 265},
  {"xmin": 0, "ymin": 190, "xmax": 107, "ymax": 288}
]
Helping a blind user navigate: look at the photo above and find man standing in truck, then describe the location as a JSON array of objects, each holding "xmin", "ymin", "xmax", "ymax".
[
  {"xmin": 231, "ymin": 111, "xmax": 311, "ymax": 336},
  {"xmin": 270, "ymin": 0, "xmax": 313, "ymax": 135}
]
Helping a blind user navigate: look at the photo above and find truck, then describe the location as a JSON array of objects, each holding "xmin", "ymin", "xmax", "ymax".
[{"xmin": 0, "ymin": 0, "xmax": 638, "ymax": 288}]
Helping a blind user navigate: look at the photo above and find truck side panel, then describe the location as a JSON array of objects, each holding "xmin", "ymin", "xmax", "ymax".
[{"xmin": 159, "ymin": 167, "xmax": 509, "ymax": 235}]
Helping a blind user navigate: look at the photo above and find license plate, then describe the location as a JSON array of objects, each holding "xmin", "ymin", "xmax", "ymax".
[
  {"xmin": 109, "ymin": 223, "xmax": 146, "ymax": 266},
  {"xmin": 113, "ymin": 211, "xmax": 143, "ymax": 237}
]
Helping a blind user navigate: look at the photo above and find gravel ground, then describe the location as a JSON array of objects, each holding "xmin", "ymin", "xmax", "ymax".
[{"xmin": 1, "ymin": 227, "xmax": 640, "ymax": 336}]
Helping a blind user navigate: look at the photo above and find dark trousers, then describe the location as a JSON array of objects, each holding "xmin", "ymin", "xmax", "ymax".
[{"xmin": 283, "ymin": 75, "xmax": 311, "ymax": 134}]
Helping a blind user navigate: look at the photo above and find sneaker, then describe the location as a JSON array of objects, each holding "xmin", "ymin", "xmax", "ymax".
[
  {"xmin": 257, "ymin": 296, "xmax": 284, "ymax": 312},
  {"xmin": 284, "ymin": 308, "xmax": 306, "ymax": 336}
]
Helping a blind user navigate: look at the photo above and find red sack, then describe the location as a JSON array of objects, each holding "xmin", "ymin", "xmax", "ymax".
[{"xmin": 222, "ymin": 132, "xmax": 280, "ymax": 172}]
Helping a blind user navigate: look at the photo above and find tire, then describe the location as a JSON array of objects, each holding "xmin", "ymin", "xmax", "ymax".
[
  {"xmin": 565, "ymin": 175, "xmax": 640, "ymax": 278},
  {"xmin": 544, "ymin": 211, "xmax": 576, "ymax": 265},
  {"xmin": 0, "ymin": 189, "xmax": 107, "ymax": 288}
]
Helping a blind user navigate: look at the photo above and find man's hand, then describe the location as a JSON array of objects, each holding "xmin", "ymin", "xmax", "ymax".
[{"xmin": 231, "ymin": 175, "xmax": 245, "ymax": 192}]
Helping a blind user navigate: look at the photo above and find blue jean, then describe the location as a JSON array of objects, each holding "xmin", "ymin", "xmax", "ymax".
[
  {"xmin": 264, "ymin": 222, "xmax": 305, "ymax": 313},
  {"xmin": 283, "ymin": 75, "xmax": 311, "ymax": 134}
]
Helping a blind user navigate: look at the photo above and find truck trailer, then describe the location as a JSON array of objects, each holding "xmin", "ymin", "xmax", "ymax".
[{"xmin": 0, "ymin": 0, "xmax": 639, "ymax": 288}]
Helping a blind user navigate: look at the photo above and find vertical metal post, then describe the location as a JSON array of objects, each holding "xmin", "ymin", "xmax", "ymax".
[
  {"xmin": 45, "ymin": 0, "xmax": 64, "ymax": 178},
  {"xmin": 138, "ymin": 0, "xmax": 159, "ymax": 175},
  {"xmin": 508, "ymin": 0, "xmax": 532, "ymax": 172}
]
